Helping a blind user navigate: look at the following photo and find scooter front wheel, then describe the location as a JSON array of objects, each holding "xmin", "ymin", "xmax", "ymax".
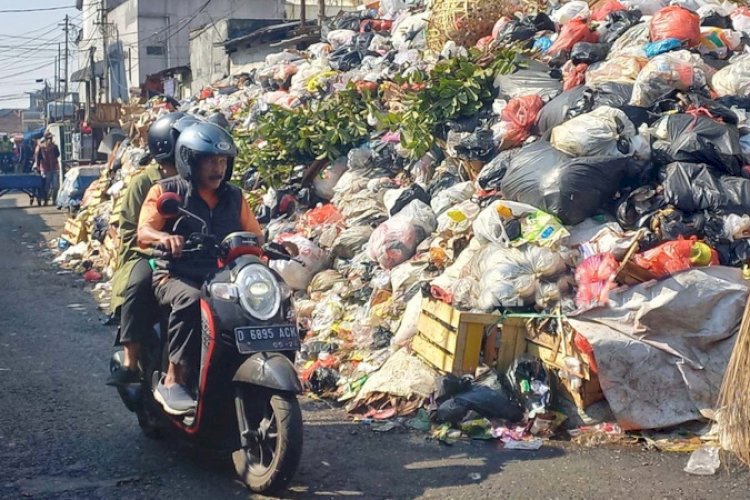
[{"xmin": 233, "ymin": 387, "xmax": 303, "ymax": 495}]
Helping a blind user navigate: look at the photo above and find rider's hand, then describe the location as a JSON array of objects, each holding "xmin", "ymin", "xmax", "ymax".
[{"xmin": 158, "ymin": 234, "xmax": 185, "ymax": 258}]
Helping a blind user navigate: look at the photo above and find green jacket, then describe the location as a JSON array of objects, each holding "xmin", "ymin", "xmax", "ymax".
[{"xmin": 110, "ymin": 163, "xmax": 165, "ymax": 313}]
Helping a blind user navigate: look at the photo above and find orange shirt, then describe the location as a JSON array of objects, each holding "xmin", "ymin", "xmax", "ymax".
[{"xmin": 138, "ymin": 184, "xmax": 262, "ymax": 247}]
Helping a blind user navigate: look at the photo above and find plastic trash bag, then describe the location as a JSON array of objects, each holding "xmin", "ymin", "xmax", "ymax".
[
  {"xmin": 437, "ymin": 200, "xmax": 481, "ymax": 235},
  {"xmin": 621, "ymin": 0, "xmax": 669, "ymax": 16},
  {"xmin": 270, "ymin": 234, "xmax": 329, "ymax": 290},
  {"xmin": 501, "ymin": 95, "xmax": 544, "ymax": 148},
  {"xmin": 430, "ymin": 181, "xmax": 474, "ymax": 217},
  {"xmin": 571, "ymin": 42, "xmax": 610, "ymax": 65},
  {"xmin": 477, "ymin": 150, "xmax": 518, "ymax": 190},
  {"xmin": 501, "ymin": 141, "xmax": 632, "ymax": 225},
  {"xmin": 644, "ymin": 38, "xmax": 682, "ymax": 58},
  {"xmin": 391, "ymin": 293, "xmax": 422, "ymax": 347},
  {"xmin": 562, "ymin": 61, "xmax": 588, "ymax": 91},
  {"xmin": 575, "ymin": 253, "xmax": 619, "ymax": 308},
  {"xmin": 616, "ymin": 186, "xmax": 667, "ymax": 229},
  {"xmin": 592, "ymin": 0, "xmax": 626, "ymax": 21},
  {"xmin": 313, "ymin": 157, "xmax": 348, "ymax": 201},
  {"xmin": 327, "ymin": 29, "xmax": 357, "ymax": 49},
  {"xmin": 506, "ymin": 354, "xmax": 554, "ymax": 415},
  {"xmin": 632, "ymin": 236, "xmax": 718, "ymax": 278},
  {"xmin": 630, "ymin": 51, "xmax": 710, "ymax": 107},
  {"xmin": 651, "ymin": 114, "xmax": 744, "ymax": 175},
  {"xmin": 698, "ymin": 28, "xmax": 742, "ymax": 59},
  {"xmin": 548, "ymin": 18, "xmax": 599, "ymax": 56},
  {"xmin": 550, "ymin": 1, "xmax": 590, "ymax": 25},
  {"xmin": 586, "ymin": 55, "xmax": 648, "ymax": 86},
  {"xmin": 367, "ymin": 200, "xmax": 437, "ymax": 269},
  {"xmin": 601, "ymin": 9, "xmax": 644, "ymax": 45},
  {"xmin": 447, "ymin": 129, "xmax": 496, "ymax": 161},
  {"xmin": 650, "ymin": 6, "xmax": 701, "ymax": 47},
  {"xmin": 537, "ymin": 86, "xmax": 589, "ymax": 134},
  {"xmin": 731, "ymin": 7, "xmax": 750, "ymax": 33},
  {"xmin": 494, "ymin": 63, "xmax": 563, "ymax": 101},
  {"xmin": 436, "ymin": 383, "xmax": 524, "ymax": 424},
  {"xmin": 384, "ymin": 184, "xmax": 431, "ymax": 216},
  {"xmin": 606, "ymin": 21, "xmax": 649, "ymax": 57},
  {"xmin": 711, "ymin": 54, "xmax": 750, "ymax": 97},
  {"xmin": 661, "ymin": 162, "xmax": 750, "ymax": 213},
  {"xmin": 551, "ymin": 106, "xmax": 637, "ymax": 157}
]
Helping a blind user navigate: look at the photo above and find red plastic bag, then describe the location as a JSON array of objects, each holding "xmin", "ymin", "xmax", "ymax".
[
  {"xmin": 360, "ymin": 19, "xmax": 393, "ymax": 32},
  {"xmin": 476, "ymin": 35, "xmax": 494, "ymax": 50},
  {"xmin": 562, "ymin": 61, "xmax": 588, "ymax": 91},
  {"xmin": 301, "ymin": 204, "xmax": 343, "ymax": 227},
  {"xmin": 501, "ymin": 95, "xmax": 544, "ymax": 147},
  {"xmin": 632, "ymin": 237, "xmax": 719, "ymax": 278},
  {"xmin": 548, "ymin": 18, "xmax": 598, "ymax": 55},
  {"xmin": 574, "ymin": 253, "xmax": 619, "ymax": 308},
  {"xmin": 591, "ymin": 0, "xmax": 625, "ymax": 21},
  {"xmin": 649, "ymin": 6, "xmax": 701, "ymax": 47}
]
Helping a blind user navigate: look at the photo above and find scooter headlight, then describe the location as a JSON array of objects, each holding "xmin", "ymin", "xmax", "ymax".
[{"xmin": 235, "ymin": 264, "xmax": 281, "ymax": 320}]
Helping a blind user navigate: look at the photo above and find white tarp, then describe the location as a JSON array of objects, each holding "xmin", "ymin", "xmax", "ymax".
[{"xmin": 568, "ymin": 267, "xmax": 748, "ymax": 430}]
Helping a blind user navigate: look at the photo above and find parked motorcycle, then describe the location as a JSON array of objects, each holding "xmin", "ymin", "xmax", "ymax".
[{"xmin": 110, "ymin": 192, "xmax": 303, "ymax": 494}]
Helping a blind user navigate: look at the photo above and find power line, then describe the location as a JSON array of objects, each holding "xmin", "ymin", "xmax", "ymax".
[{"xmin": 0, "ymin": 6, "xmax": 75, "ymax": 13}]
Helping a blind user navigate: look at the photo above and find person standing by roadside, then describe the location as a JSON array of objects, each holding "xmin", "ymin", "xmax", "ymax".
[{"xmin": 34, "ymin": 132, "xmax": 61, "ymax": 205}]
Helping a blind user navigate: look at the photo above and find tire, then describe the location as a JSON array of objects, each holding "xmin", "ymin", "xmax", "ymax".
[
  {"xmin": 233, "ymin": 389, "xmax": 303, "ymax": 495},
  {"xmin": 137, "ymin": 408, "xmax": 163, "ymax": 440}
]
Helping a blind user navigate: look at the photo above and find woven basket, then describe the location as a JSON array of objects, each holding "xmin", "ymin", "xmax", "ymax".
[{"xmin": 427, "ymin": 0, "xmax": 524, "ymax": 51}]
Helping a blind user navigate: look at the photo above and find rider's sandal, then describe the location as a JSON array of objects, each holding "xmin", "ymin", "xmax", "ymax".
[{"xmin": 106, "ymin": 366, "xmax": 141, "ymax": 386}]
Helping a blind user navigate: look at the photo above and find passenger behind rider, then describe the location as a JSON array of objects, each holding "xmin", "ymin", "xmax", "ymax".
[
  {"xmin": 106, "ymin": 112, "xmax": 200, "ymax": 386},
  {"xmin": 137, "ymin": 122, "xmax": 264, "ymax": 415}
]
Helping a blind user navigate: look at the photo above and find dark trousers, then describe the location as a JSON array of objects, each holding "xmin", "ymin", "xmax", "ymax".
[
  {"xmin": 118, "ymin": 259, "xmax": 157, "ymax": 345},
  {"xmin": 154, "ymin": 276, "xmax": 201, "ymax": 368}
]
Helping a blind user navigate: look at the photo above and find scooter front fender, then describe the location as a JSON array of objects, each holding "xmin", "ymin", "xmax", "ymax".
[{"xmin": 233, "ymin": 352, "xmax": 302, "ymax": 393}]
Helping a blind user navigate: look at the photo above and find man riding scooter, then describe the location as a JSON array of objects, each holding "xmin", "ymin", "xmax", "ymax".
[
  {"xmin": 137, "ymin": 122, "xmax": 264, "ymax": 415},
  {"xmin": 107, "ymin": 112, "xmax": 199, "ymax": 386}
]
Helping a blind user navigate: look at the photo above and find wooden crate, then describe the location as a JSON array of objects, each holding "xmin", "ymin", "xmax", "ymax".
[
  {"xmin": 412, "ymin": 298, "xmax": 500, "ymax": 376},
  {"xmin": 504, "ymin": 315, "xmax": 604, "ymax": 410},
  {"xmin": 495, "ymin": 317, "xmax": 529, "ymax": 374},
  {"xmin": 62, "ymin": 218, "xmax": 87, "ymax": 244}
]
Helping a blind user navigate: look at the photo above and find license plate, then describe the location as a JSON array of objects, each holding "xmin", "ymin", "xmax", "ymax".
[{"xmin": 234, "ymin": 325, "xmax": 300, "ymax": 353}]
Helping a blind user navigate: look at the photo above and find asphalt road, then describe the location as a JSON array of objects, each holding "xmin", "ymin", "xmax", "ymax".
[{"xmin": 1, "ymin": 192, "xmax": 750, "ymax": 499}]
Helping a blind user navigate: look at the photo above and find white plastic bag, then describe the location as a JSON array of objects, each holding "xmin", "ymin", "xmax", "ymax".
[
  {"xmin": 630, "ymin": 51, "xmax": 710, "ymax": 107},
  {"xmin": 313, "ymin": 157, "xmax": 349, "ymax": 201},
  {"xmin": 391, "ymin": 293, "xmax": 422, "ymax": 347},
  {"xmin": 430, "ymin": 181, "xmax": 474, "ymax": 216},
  {"xmin": 551, "ymin": 106, "xmax": 637, "ymax": 157},
  {"xmin": 550, "ymin": 1, "xmax": 590, "ymax": 24},
  {"xmin": 327, "ymin": 29, "xmax": 356, "ymax": 49},
  {"xmin": 436, "ymin": 200, "xmax": 480, "ymax": 235},
  {"xmin": 711, "ymin": 54, "xmax": 750, "ymax": 97},
  {"xmin": 367, "ymin": 200, "xmax": 437, "ymax": 269},
  {"xmin": 269, "ymin": 234, "xmax": 329, "ymax": 290}
]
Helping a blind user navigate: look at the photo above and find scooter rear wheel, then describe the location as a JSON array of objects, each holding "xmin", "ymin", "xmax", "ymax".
[{"xmin": 233, "ymin": 388, "xmax": 303, "ymax": 495}]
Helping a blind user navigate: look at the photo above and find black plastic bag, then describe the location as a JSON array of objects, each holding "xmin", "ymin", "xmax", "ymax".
[
  {"xmin": 494, "ymin": 59, "xmax": 563, "ymax": 101},
  {"xmin": 661, "ymin": 162, "xmax": 750, "ymax": 213},
  {"xmin": 652, "ymin": 92, "xmax": 739, "ymax": 126},
  {"xmin": 477, "ymin": 149, "xmax": 519, "ymax": 190},
  {"xmin": 702, "ymin": 12, "xmax": 733, "ymax": 29},
  {"xmin": 651, "ymin": 208, "xmax": 706, "ymax": 240},
  {"xmin": 497, "ymin": 19, "xmax": 537, "ymax": 45},
  {"xmin": 718, "ymin": 96, "xmax": 750, "ymax": 111},
  {"xmin": 601, "ymin": 9, "xmax": 642, "ymax": 45},
  {"xmin": 449, "ymin": 129, "xmax": 496, "ymax": 161},
  {"xmin": 567, "ymin": 83, "xmax": 633, "ymax": 119},
  {"xmin": 651, "ymin": 114, "xmax": 744, "ymax": 176},
  {"xmin": 536, "ymin": 86, "xmax": 588, "ymax": 135},
  {"xmin": 329, "ymin": 47, "xmax": 363, "ymax": 71},
  {"xmin": 571, "ymin": 42, "xmax": 610, "ymax": 65},
  {"xmin": 500, "ymin": 141, "xmax": 632, "ymax": 224},
  {"xmin": 428, "ymin": 159, "xmax": 462, "ymax": 198},
  {"xmin": 435, "ymin": 385, "xmax": 523, "ymax": 424},
  {"xmin": 616, "ymin": 186, "xmax": 666, "ymax": 229},
  {"xmin": 389, "ymin": 184, "xmax": 431, "ymax": 215}
]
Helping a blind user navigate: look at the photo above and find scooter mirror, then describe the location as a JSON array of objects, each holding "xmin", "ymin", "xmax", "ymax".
[{"xmin": 156, "ymin": 192, "xmax": 181, "ymax": 218}]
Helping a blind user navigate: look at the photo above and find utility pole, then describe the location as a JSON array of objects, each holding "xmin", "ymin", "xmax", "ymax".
[{"xmin": 63, "ymin": 15, "xmax": 69, "ymax": 119}]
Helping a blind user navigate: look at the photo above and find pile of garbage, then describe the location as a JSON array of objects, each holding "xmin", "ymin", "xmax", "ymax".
[{"xmin": 54, "ymin": 0, "xmax": 750, "ymax": 451}]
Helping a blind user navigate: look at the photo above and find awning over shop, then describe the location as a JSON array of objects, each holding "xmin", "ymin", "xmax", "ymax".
[{"xmin": 71, "ymin": 60, "xmax": 106, "ymax": 82}]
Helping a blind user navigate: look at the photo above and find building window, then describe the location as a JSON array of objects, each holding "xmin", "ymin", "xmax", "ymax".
[{"xmin": 146, "ymin": 46, "xmax": 165, "ymax": 56}]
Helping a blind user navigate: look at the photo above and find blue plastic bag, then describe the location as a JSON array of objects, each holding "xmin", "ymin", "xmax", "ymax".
[
  {"xmin": 644, "ymin": 38, "xmax": 682, "ymax": 58},
  {"xmin": 534, "ymin": 36, "xmax": 553, "ymax": 53}
]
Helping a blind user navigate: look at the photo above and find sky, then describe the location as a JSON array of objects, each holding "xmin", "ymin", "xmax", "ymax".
[{"xmin": 0, "ymin": 1, "xmax": 82, "ymax": 109}]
